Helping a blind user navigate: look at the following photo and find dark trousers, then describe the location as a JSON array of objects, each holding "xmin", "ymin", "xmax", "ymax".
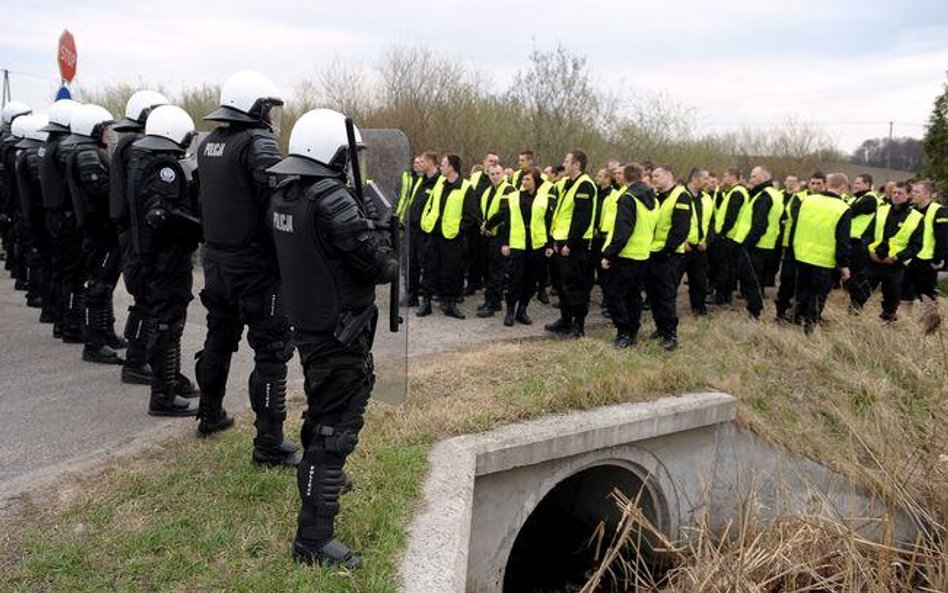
[
  {"xmin": 844, "ymin": 239, "xmax": 868, "ymax": 302},
  {"xmin": 905, "ymin": 259, "xmax": 938, "ymax": 301},
  {"xmin": 586, "ymin": 237, "xmax": 605, "ymax": 296},
  {"xmin": 605, "ymin": 258, "xmax": 647, "ymax": 338},
  {"xmin": 646, "ymin": 252, "xmax": 682, "ymax": 337},
  {"xmin": 709, "ymin": 237, "xmax": 738, "ymax": 303},
  {"xmin": 775, "ymin": 252, "xmax": 797, "ymax": 318},
  {"xmin": 764, "ymin": 246, "xmax": 782, "ymax": 288},
  {"xmin": 850, "ymin": 261, "xmax": 904, "ymax": 321},
  {"xmin": 146, "ymin": 244, "xmax": 195, "ymax": 395},
  {"xmin": 679, "ymin": 248, "xmax": 709, "ymax": 314},
  {"xmin": 735, "ymin": 242, "xmax": 769, "ymax": 318},
  {"xmin": 58, "ymin": 212, "xmax": 85, "ymax": 338},
  {"xmin": 80, "ymin": 215, "xmax": 122, "ymax": 348},
  {"xmin": 465, "ymin": 232, "xmax": 486, "ymax": 291},
  {"xmin": 421, "ymin": 232, "xmax": 465, "ymax": 302},
  {"xmin": 197, "ymin": 246, "xmax": 294, "ymax": 448},
  {"xmin": 506, "ymin": 249, "xmax": 542, "ymax": 309},
  {"xmin": 556, "ymin": 244, "xmax": 590, "ymax": 324},
  {"xmin": 484, "ymin": 237, "xmax": 508, "ymax": 307},
  {"xmin": 295, "ymin": 327, "xmax": 374, "ymax": 545},
  {"xmin": 404, "ymin": 224, "xmax": 427, "ymax": 301},
  {"xmin": 793, "ymin": 263, "xmax": 834, "ymax": 329}
]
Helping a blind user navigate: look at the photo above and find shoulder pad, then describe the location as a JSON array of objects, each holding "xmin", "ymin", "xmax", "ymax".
[{"xmin": 75, "ymin": 148, "xmax": 108, "ymax": 178}]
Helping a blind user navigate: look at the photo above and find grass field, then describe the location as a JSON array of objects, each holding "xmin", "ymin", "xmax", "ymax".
[{"xmin": 1, "ymin": 292, "xmax": 946, "ymax": 592}]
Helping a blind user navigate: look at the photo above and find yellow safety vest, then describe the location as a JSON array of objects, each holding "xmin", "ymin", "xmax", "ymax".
[
  {"xmin": 481, "ymin": 181, "xmax": 512, "ymax": 237},
  {"xmin": 687, "ymin": 190, "xmax": 714, "ymax": 246},
  {"xmin": 850, "ymin": 191, "xmax": 883, "ymax": 239},
  {"xmin": 469, "ymin": 170, "xmax": 484, "ymax": 190},
  {"xmin": 917, "ymin": 202, "xmax": 946, "ymax": 261},
  {"xmin": 420, "ymin": 176, "xmax": 471, "ymax": 240},
  {"xmin": 551, "ymin": 173, "xmax": 597, "ymax": 241},
  {"xmin": 868, "ymin": 204, "xmax": 923, "ymax": 261},
  {"xmin": 598, "ymin": 185, "xmax": 627, "ymax": 235},
  {"xmin": 510, "ymin": 169, "xmax": 524, "ymax": 189},
  {"xmin": 793, "ymin": 195, "xmax": 850, "ymax": 269},
  {"xmin": 732, "ymin": 186, "xmax": 784, "ymax": 249},
  {"xmin": 781, "ymin": 190, "xmax": 809, "ymax": 248},
  {"xmin": 604, "ymin": 191, "xmax": 659, "ymax": 261},
  {"xmin": 507, "ymin": 191, "xmax": 550, "ymax": 251},
  {"xmin": 713, "ymin": 185, "xmax": 749, "ymax": 238},
  {"xmin": 396, "ymin": 174, "xmax": 424, "ymax": 222},
  {"xmin": 651, "ymin": 185, "xmax": 692, "ymax": 254}
]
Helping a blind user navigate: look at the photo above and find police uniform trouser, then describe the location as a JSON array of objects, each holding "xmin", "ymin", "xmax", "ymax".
[
  {"xmin": 118, "ymin": 230, "xmax": 152, "ymax": 368},
  {"xmin": 605, "ymin": 259, "xmax": 647, "ymax": 338},
  {"xmin": 775, "ymin": 252, "xmax": 798, "ymax": 319},
  {"xmin": 792, "ymin": 263, "xmax": 834, "ymax": 329},
  {"xmin": 709, "ymin": 238, "xmax": 737, "ymax": 302},
  {"xmin": 421, "ymin": 233, "xmax": 465, "ymax": 302},
  {"xmin": 556, "ymin": 244, "xmax": 590, "ymax": 324},
  {"xmin": 586, "ymin": 237, "xmax": 605, "ymax": 295},
  {"xmin": 506, "ymin": 249, "xmax": 542, "ymax": 310},
  {"xmin": 197, "ymin": 246, "xmax": 294, "ymax": 450},
  {"xmin": 44, "ymin": 210, "xmax": 65, "ymax": 328},
  {"xmin": 645, "ymin": 252, "xmax": 681, "ymax": 338},
  {"xmin": 484, "ymin": 236, "xmax": 508, "ymax": 307},
  {"xmin": 147, "ymin": 244, "xmax": 195, "ymax": 398},
  {"xmin": 295, "ymin": 325, "xmax": 375, "ymax": 546},
  {"xmin": 12, "ymin": 211, "xmax": 29, "ymax": 284},
  {"xmin": 764, "ymin": 245, "xmax": 782, "ymax": 288},
  {"xmin": 465, "ymin": 230, "xmax": 486, "ymax": 291},
  {"xmin": 57, "ymin": 212, "xmax": 85, "ymax": 339},
  {"xmin": 851, "ymin": 261, "xmax": 904, "ymax": 320},
  {"xmin": 844, "ymin": 239, "xmax": 869, "ymax": 304},
  {"xmin": 404, "ymin": 224, "xmax": 427, "ymax": 301},
  {"xmin": 80, "ymin": 215, "xmax": 122, "ymax": 349},
  {"xmin": 735, "ymin": 242, "xmax": 768, "ymax": 317},
  {"xmin": 679, "ymin": 249, "xmax": 709, "ymax": 314},
  {"xmin": 905, "ymin": 258, "xmax": 938, "ymax": 301}
]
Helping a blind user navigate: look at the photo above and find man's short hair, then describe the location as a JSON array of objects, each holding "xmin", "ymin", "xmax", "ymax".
[
  {"xmin": 623, "ymin": 162, "xmax": 644, "ymax": 183},
  {"xmin": 656, "ymin": 164, "xmax": 675, "ymax": 178},
  {"xmin": 519, "ymin": 150, "xmax": 535, "ymax": 160},
  {"xmin": 914, "ymin": 179, "xmax": 936, "ymax": 194},
  {"xmin": 443, "ymin": 153, "xmax": 462, "ymax": 174},
  {"xmin": 422, "ymin": 151, "xmax": 439, "ymax": 165},
  {"xmin": 855, "ymin": 173, "xmax": 873, "ymax": 186},
  {"xmin": 725, "ymin": 166, "xmax": 742, "ymax": 179},
  {"xmin": 827, "ymin": 172, "xmax": 849, "ymax": 191},
  {"xmin": 569, "ymin": 150, "xmax": 588, "ymax": 172},
  {"xmin": 809, "ymin": 170, "xmax": 826, "ymax": 181},
  {"xmin": 688, "ymin": 167, "xmax": 706, "ymax": 183}
]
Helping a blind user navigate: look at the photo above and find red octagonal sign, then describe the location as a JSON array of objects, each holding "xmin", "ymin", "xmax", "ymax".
[{"xmin": 58, "ymin": 30, "xmax": 77, "ymax": 83}]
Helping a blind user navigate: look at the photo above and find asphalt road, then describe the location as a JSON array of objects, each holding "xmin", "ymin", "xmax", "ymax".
[{"xmin": 0, "ymin": 268, "xmax": 571, "ymax": 505}]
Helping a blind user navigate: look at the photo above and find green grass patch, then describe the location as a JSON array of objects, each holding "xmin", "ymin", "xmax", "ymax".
[{"xmin": 2, "ymin": 294, "xmax": 947, "ymax": 592}]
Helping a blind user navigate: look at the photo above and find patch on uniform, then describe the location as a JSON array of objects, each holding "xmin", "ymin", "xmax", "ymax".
[
  {"xmin": 675, "ymin": 203, "xmax": 691, "ymax": 210},
  {"xmin": 159, "ymin": 167, "xmax": 176, "ymax": 183},
  {"xmin": 576, "ymin": 193, "xmax": 590, "ymax": 199}
]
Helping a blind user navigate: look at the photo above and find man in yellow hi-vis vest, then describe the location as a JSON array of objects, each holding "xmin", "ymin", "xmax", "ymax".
[
  {"xmin": 544, "ymin": 150, "xmax": 597, "ymax": 338},
  {"xmin": 479, "ymin": 164, "xmax": 517, "ymax": 317},
  {"xmin": 849, "ymin": 180, "xmax": 924, "ymax": 322},
  {"xmin": 709, "ymin": 166, "xmax": 747, "ymax": 304},
  {"xmin": 404, "ymin": 152, "xmax": 441, "ymax": 306},
  {"xmin": 465, "ymin": 152, "xmax": 500, "ymax": 295},
  {"xmin": 417, "ymin": 153, "xmax": 479, "ymax": 319},
  {"xmin": 775, "ymin": 171, "xmax": 821, "ymax": 321},
  {"xmin": 679, "ymin": 168, "xmax": 714, "ymax": 316},
  {"xmin": 783, "ymin": 172, "xmax": 852, "ymax": 331},
  {"xmin": 906, "ymin": 179, "xmax": 947, "ymax": 301}
]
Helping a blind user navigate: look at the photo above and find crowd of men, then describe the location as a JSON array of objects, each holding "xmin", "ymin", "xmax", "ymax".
[
  {"xmin": 0, "ymin": 74, "xmax": 944, "ymax": 567},
  {"xmin": 396, "ymin": 149, "xmax": 946, "ymax": 349}
]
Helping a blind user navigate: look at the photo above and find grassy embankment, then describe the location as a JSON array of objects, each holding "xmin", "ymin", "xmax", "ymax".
[{"xmin": 1, "ymin": 293, "xmax": 946, "ymax": 592}]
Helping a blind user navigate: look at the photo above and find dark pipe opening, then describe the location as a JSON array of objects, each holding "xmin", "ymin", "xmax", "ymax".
[{"xmin": 503, "ymin": 464, "xmax": 661, "ymax": 593}]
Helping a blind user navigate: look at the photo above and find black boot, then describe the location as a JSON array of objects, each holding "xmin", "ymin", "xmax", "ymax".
[
  {"xmin": 544, "ymin": 317, "xmax": 573, "ymax": 334},
  {"xmin": 82, "ymin": 305, "xmax": 124, "ymax": 365},
  {"xmin": 148, "ymin": 322, "xmax": 197, "ymax": 417},
  {"xmin": 503, "ymin": 303, "xmax": 516, "ymax": 327},
  {"xmin": 515, "ymin": 304, "xmax": 532, "ymax": 325},
  {"xmin": 122, "ymin": 308, "xmax": 154, "ymax": 385},
  {"xmin": 195, "ymin": 349, "xmax": 234, "ymax": 436},
  {"xmin": 294, "ymin": 459, "xmax": 362, "ymax": 567},
  {"xmin": 443, "ymin": 300, "xmax": 466, "ymax": 319},
  {"xmin": 293, "ymin": 539, "xmax": 362, "ymax": 568},
  {"xmin": 536, "ymin": 288, "xmax": 550, "ymax": 304},
  {"xmin": 661, "ymin": 330, "xmax": 678, "ymax": 352},
  {"xmin": 251, "ymin": 365, "xmax": 301, "ymax": 467},
  {"xmin": 569, "ymin": 316, "xmax": 586, "ymax": 339},
  {"xmin": 416, "ymin": 297, "xmax": 432, "ymax": 317},
  {"xmin": 476, "ymin": 299, "xmax": 497, "ymax": 317}
]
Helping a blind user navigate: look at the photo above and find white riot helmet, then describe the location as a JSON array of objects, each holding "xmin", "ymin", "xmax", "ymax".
[
  {"xmin": 204, "ymin": 70, "xmax": 284, "ymax": 132},
  {"xmin": 134, "ymin": 105, "xmax": 196, "ymax": 152},
  {"xmin": 268, "ymin": 108, "xmax": 363, "ymax": 177},
  {"xmin": 2, "ymin": 100, "xmax": 32, "ymax": 125},
  {"xmin": 114, "ymin": 89, "xmax": 169, "ymax": 132},
  {"xmin": 39, "ymin": 99, "xmax": 81, "ymax": 133},
  {"xmin": 11, "ymin": 114, "xmax": 49, "ymax": 148},
  {"xmin": 68, "ymin": 104, "xmax": 114, "ymax": 139}
]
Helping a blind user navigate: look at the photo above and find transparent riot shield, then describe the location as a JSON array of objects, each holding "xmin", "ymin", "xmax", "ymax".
[{"xmin": 363, "ymin": 179, "xmax": 408, "ymax": 405}]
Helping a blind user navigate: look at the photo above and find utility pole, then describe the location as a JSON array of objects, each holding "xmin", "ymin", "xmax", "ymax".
[{"xmin": 886, "ymin": 120, "xmax": 894, "ymax": 170}]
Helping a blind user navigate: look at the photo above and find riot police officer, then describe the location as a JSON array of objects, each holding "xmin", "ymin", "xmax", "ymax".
[
  {"xmin": 1, "ymin": 101, "xmax": 32, "ymax": 286},
  {"xmin": 112, "ymin": 89, "xmax": 170, "ymax": 385},
  {"xmin": 194, "ymin": 70, "xmax": 299, "ymax": 466},
  {"xmin": 62, "ymin": 104, "xmax": 125, "ymax": 364},
  {"xmin": 268, "ymin": 108, "xmax": 398, "ymax": 567},
  {"xmin": 11, "ymin": 114, "xmax": 52, "ymax": 316},
  {"xmin": 124, "ymin": 105, "xmax": 202, "ymax": 417},
  {"xmin": 39, "ymin": 99, "xmax": 85, "ymax": 343}
]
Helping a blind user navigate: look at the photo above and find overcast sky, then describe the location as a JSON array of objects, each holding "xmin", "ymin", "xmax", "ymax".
[{"xmin": 2, "ymin": 0, "xmax": 946, "ymax": 152}]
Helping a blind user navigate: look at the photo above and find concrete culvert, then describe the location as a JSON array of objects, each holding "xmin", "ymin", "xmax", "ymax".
[{"xmin": 502, "ymin": 464, "xmax": 660, "ymax": 593}]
